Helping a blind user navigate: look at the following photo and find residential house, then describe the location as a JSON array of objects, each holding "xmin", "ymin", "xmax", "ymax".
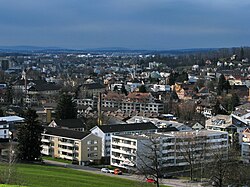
[
  {"xmin": 192, "ymin": 122, "xmax": 204, "ymax": 130},
  {"xmin": 48, "ymin": 119, "xmax": 86, "ymax": 132}
]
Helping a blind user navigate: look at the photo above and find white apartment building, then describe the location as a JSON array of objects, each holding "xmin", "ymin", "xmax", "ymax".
[
  {"xmin": 241, "ymin": 128, "xmax": 250, "ymax": 163},
  {"xmin": 90, "ymin": 122, "xmax": 158, "ymax": 159},
  {"xmin": 0, "ymin": 121, "xmax": 9, "ymax": 139},
  {"xmin": 110, "ymin": 130, "xmax": 228, "ymax": 169},
  {"xmin": 102, "ymin": 92, "xmax": 164, "ymax": 113},
  {"xmin": 75, "ymin": 98, "xmax": 95, "ymax": 108},
  {"xmin": 102, "ymin": 100, "xmax": 164, "ymax": 113}
]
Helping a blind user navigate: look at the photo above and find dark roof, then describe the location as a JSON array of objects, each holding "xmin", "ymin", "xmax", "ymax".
[
  {"xmin": 99, "ymin": 122, "xmax": 157, "ymax": 133},
  {"xmin": 82, "ymin": 83, "xmax": 105, "ymax": 90},
  {"xmin": 14, "ymin": 79, "xmax": 46, "ymax": 86},
  {"xmin": 28, "ymin": 83, "xmax": 61, "ymax": 92},
  {"xmin": 157, "ymin": 126, "xmax": 179, "ymax": 132},
  {"xmin": 53, "ymin": 119, "xmax": 86, "ymax": 129},
  {"xmin": 43, "ymin": 126, "xmax": 90, "ymax": 139}
]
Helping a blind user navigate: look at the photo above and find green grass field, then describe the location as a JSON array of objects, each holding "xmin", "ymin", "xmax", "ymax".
[
  {"xmin": 0, "ymin": 185, "xmax": 26, "ymax": 187},
  {"xmin": 1, "ymin": 164, "xmax": 167, "ymax": 187}
]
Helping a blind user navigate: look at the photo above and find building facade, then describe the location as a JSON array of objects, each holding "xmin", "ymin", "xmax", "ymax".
[
  {"xmin": 110, "ymin": 130, "xmax": 228, "ymax": 169},
  {"xmin": 41, "ymin": 127, "xmax": 102, "ymax": 165},
  {"xmin": 90, "ymin": 122, "xmax": 158, "ymax": 158},
  {"xmin": 0, "ymin": 121, "xmax": 9, "ymax": 140}
]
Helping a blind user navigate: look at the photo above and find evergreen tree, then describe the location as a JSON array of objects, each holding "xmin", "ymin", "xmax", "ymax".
[
  {"xmin": 6, "ymin": 86, "xmax": 13, "ymax": 104},
  {"xmin": 138, "ymin": 85, "xmax": 147, "ymax": 93},
  {"xmin": 56, "ymin": 94, "xmax": 77, "ymax": 119},
  {"xmin": 231, "ymin": 93, "xmax": 240, "ymax": 109},
  {"xmin": 0, "ymin": 108, "xmax": 3, "ymax": 116},
  {"xmin": 224, "ymin": 80, "xmax": 231, "ymax": 94},
  {"xmin": 17, "ymin": 109, "xmax": 43, "ymax": 161},
  {"xmin": 168, "ymin": 72, "xmax": 175, "ymax": 85},
  {"xmin": 121, "ymin": 84, "xmax": 128, "ymax": 96},
  {"xmin": 217, "ymin": 74, "xmax": 226, "ymax": 95}
]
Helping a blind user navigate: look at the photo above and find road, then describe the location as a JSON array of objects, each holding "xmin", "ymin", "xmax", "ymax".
[{"xmin": 44, "ymin": 160, "xmax": 209, "ymax": 187}]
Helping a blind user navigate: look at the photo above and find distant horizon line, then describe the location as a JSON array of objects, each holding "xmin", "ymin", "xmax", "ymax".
[{"xmin": 0, "ymin": 45, "xmax": 249, "ymax": 52}]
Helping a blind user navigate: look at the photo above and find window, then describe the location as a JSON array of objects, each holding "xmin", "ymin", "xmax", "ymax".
[
  {"xmin": 94, "ymin": 140, "xmax": 98, "ymax": 144},
  {"xmin": 87, "ymin": 140, "xmax": 91, "ymax": 145},
  {"xmin": 4, "ymin": 130, "xmax": 7, "ymax": 134},
  {"xmin": 94, "ymin": 147, "xmax": 98, "ymax": 151}
]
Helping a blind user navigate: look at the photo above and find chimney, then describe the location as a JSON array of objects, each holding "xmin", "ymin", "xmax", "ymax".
[{"xmin": 97, "ymin": 93, "xmax": 102, "ymax": 125}]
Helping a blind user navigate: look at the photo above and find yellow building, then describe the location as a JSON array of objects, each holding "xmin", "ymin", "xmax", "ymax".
[{"xmin": 42, "ymin": 127, "xmax": 102, "ymax": 165}]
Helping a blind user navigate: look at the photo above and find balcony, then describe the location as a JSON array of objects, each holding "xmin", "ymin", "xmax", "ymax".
[
  {"xmin": 41, "ymin": 139, "xmax": 51, "ymax": 143},
  {"xmin": 59, "ymin": 141, "xmax": 75, "ymax": 147},
  {"xmin": 59, "ymin": 148, "xmax": 76, "ymax": 154},
  {"xmin": 111, "ymin": 148, "xmax": 136, "ymax": 156},
  {"xmin": 112, "ymin": 141, "xmax": 136, "ymax": 148},
  {"xmin": 59, "ymin": 155, "xmax": 73, "ymax": 160}
]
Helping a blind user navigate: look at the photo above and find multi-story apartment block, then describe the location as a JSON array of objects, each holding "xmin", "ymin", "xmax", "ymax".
[
  {"xmin": 241, "ymin": 128, "xmax": 250, "ymax": 163},
  {"xmin": 75, "ymin": 98, "xmax": 95, "ymax": 108},
  {"xmin": 0, "ymin": 121, "xmax": 9, "ymax": 140},
  {"xmin": 41, "ymin": 127, "xmax": 102, "ymax": 165},
  {"xmin": 102, "ymin": 92, "xmax": 164, "ymax": 113},
  {"xmin": 90, "ymin": 122, "xmax": 158, "ymax": 159},
  {"xmin": 110, "ymin": 130, "xmax": 228, "ymax": 169}
]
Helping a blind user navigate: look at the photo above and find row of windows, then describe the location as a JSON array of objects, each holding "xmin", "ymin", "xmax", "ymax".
[{"xmin": 87, "ymin": 140, "xmax": 98, "ymax": 144}]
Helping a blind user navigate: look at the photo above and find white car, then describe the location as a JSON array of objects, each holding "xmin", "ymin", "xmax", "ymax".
[{"xmin": 101, "ymin": 168, "xmax": 110, "ymax": 173}]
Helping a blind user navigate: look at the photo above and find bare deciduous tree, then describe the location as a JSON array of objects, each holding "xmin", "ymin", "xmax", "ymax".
[
  {"xmin": 0, "ymin": 143, "xmax": 18, "ymax": 185},
  {"xmin": 136, "ymin": 135, "xmax": 162, "ymax": 187}
]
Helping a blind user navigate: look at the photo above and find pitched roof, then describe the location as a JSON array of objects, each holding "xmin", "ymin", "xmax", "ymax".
[
  {"xmin": 14, "ymin": 79, "xmax": 46, "ymax": 86},
  {"xmin": 28, "ymin": 83, "xmax": 61, "ymax": 92},
  {"xmin": 43, "ymin": 126, "xmax": 90, "ymax": 139},
  {"xmin": 82, "ymin": 83, "xmax": 105, "ymax": 90},
  {"xmin": 98, "ymin": 122, "xmax": 157, "ymax": 133},
  {"xmin": 53, "ymin": 119, "xmax": 86, "ymax": 129}
]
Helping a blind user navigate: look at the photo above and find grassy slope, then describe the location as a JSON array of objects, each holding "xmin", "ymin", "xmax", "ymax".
[
  {"xmin": 42, "ymin": 156, "xmax": 72, "ymax": 164},
  {"xmin": 0, "ymin": 185, "xmax": 26, "ymax": 187},
  {"xmin": 15, "ymin": 164, "xmax": 162, "ymax": 187}
]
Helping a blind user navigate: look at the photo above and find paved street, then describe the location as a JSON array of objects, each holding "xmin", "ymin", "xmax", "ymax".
[{"xmin": 44, "ymin": 160, "xmax": 209, "ymax": 187}]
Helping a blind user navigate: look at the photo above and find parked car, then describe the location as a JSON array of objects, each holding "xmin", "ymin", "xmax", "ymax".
[
  {"xmin": 109, "ymin": 169, "xmax": 114, "ymax": 174},
  {"xmin": 101, "ymin": 168, "xmax": 110, "ymax": 173},
  {"xmin": 114, "ymin": 168, "xmax": 122, "ymax": 175},
  {"xmin": 159, "ymin": 173, "xmax": 173, "ymax": 179},
  {"xmin": 146, "ymin": 178, "xmax": 156, "ymax": 183}
]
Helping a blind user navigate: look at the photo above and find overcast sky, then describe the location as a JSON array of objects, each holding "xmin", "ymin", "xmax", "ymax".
[{"xmin": 0, "ymin": 0, "xmax": 249, "ymax": 50}]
